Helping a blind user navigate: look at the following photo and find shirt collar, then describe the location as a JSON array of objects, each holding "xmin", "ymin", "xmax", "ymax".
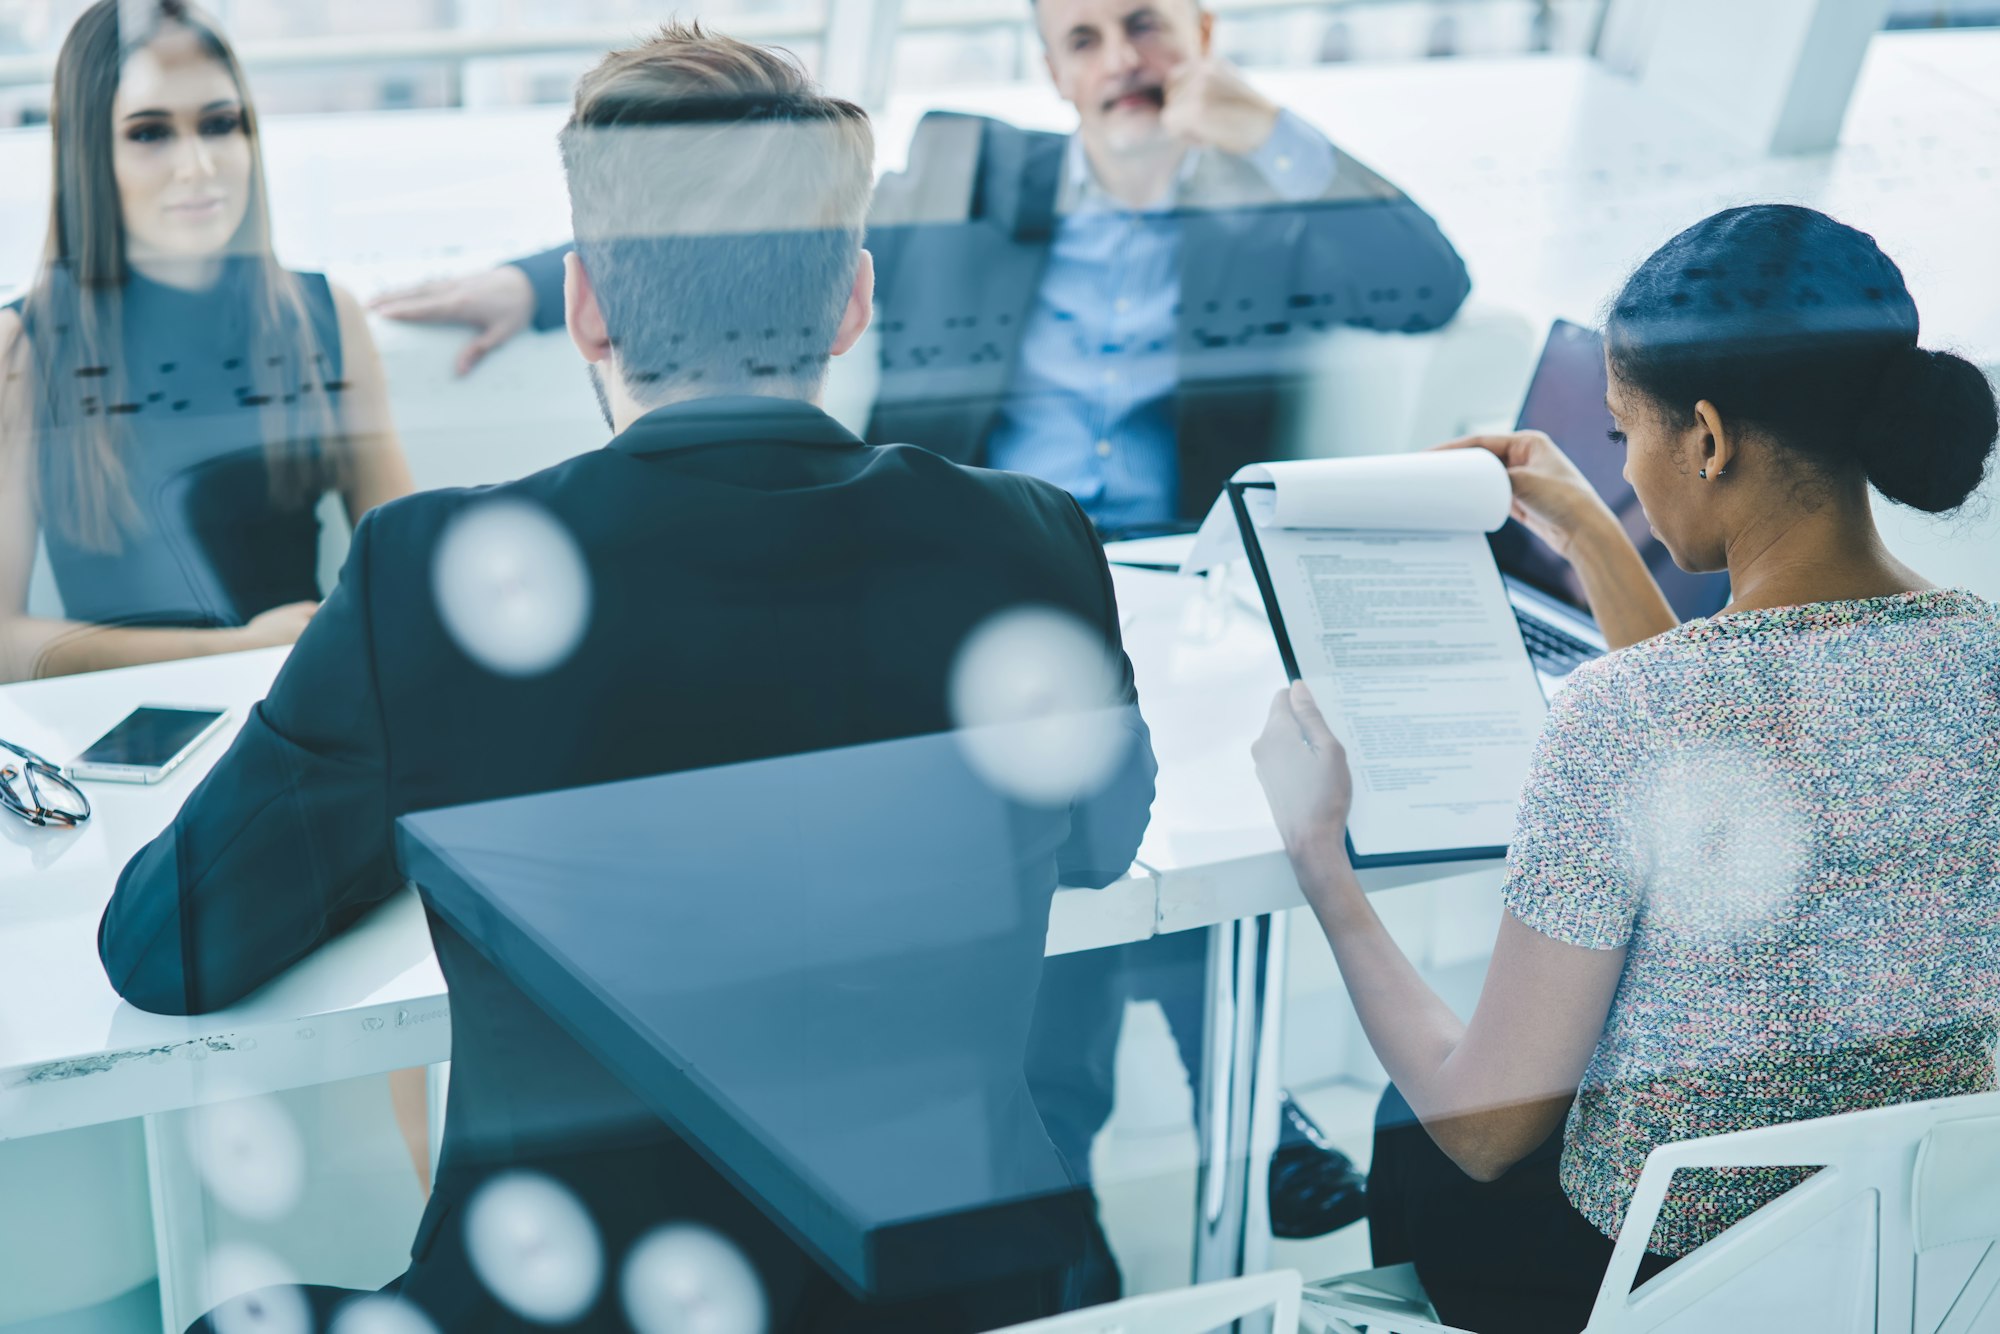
[
  {"xmin": 606, "ymin": 395, "xmax": 864, "ymax": 458},
  {"xmin": 1060, "ymin": 133, "xmax": 1202, "ymax": 216}
]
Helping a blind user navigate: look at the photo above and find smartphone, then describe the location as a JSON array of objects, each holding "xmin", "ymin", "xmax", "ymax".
[{"xmin": 69, "ymin": 706, "xmax": 231, "ymax": 785}]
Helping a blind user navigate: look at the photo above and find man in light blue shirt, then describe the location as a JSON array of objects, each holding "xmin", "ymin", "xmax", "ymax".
[
  {"xmin": 989, "ymin": 112, "xmax": 1336, "ymax": 530},
  {"xmin": 383, "ymin": 3, "xmax": 1469, "ymax": 537},
  {"xmin": 854, "ymin": 0, "xmax": 1470, "ymax": 531}
]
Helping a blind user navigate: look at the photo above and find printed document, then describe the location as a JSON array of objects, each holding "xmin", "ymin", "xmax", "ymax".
[{"xmin": 1222, "ymin": 453, "xmax": 1548, "ymax": 864}]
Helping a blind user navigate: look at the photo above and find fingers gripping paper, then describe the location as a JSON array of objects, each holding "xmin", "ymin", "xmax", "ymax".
[{"xmin": 1201, "ymin": 453, "xmax": 1546, "ymax": 866}]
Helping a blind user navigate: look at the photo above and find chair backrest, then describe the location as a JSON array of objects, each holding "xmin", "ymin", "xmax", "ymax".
[
  {"xmin": 23, "ymin": 533, "xmax": 61, "ymax": 620},
  {"xmin": 986, "ymin": 1270, "xmax": 1303, "ymax": 1334},
  {"xmin": 161, "ymin": 448, "xmax": 321, "ymax": 626},
  {"xmin": 1586, "ymin": 1089, "xmax": 2000, "ymax": 1334},
  {"xmin": 1278, "ymin": 300, "xmax": 1540, "ymax": 461},
  {"xmin": 367, "ymin": 312, "xmax": 880, "ymax": 493},
  {"xmin": 312, "ymin": 315, "xmax": 884, "ymax": 593}
]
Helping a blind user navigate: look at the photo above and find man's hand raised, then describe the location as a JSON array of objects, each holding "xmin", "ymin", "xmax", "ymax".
[
  {"xmin": 1159, "ymin": 57, "xmax": 1281, "ymax": 158},
  {"xmin": 370, "ymin": 266, "xmax": 537, "ymax": 378}
]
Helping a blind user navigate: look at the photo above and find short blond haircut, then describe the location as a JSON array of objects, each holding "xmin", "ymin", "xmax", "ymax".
[{"xmin": 560, "ymin": 22, "xmax": 875, "ymax": 398}]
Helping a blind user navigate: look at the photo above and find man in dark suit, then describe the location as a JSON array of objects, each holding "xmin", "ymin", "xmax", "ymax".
[
  {"xmin": 102, "ymin": 24, "xmax": 1154, "ymax": 1333},
  {"xmin": 377, "ymin": 0, "xmax": 1467, "ymax": 1242}
]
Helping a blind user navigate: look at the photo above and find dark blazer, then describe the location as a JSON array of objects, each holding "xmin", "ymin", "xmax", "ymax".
[
  {"xmin": 100, "ymin": 397, "xmax": 1156, "ymax": 1332},
  {"xmin": 516, "ymin": 112, "xmax": 1471, "ymax": 523}
]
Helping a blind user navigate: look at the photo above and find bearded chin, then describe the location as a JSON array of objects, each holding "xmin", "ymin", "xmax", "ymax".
[{"xmin": 586, "ymin": 363, "xmax": 615, "ymax": 432}]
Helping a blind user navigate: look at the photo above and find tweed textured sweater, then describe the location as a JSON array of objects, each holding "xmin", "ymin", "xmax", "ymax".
[{"xmin": 1503, "ymin": 589, "xmax": 2000, "ymax": 1254}]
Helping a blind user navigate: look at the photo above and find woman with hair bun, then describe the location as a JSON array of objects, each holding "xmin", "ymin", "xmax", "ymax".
[{"xmin": 1253, "ymin": 203, "xmax": 2000, "ymax": 1332}]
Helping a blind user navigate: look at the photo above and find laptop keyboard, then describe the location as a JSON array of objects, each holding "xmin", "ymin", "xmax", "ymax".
[{"xmin": 1516, "ymin": 613, "xmax": 1602, "ymax": 677}]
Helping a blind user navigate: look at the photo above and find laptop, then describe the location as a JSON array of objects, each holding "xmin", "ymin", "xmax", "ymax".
[{"xmin": 1496, "ymin": 320, "xmax": 1732, "ymax": 692}]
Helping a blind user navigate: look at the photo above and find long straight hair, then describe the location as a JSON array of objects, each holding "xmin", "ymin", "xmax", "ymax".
[{"xmin": 18, "ymin": 0, "xmax": 340, "ymax": 551}]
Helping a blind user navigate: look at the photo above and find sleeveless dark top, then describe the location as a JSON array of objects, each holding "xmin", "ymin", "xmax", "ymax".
[{"xmin": 11, "ymin": 262, "xmax": 343, "ymax": 628}]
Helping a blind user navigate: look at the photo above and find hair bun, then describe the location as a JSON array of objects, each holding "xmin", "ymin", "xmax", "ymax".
[{"xmin": 1856, "ymin": 346, "xmax": 1999, "ymax": 513}]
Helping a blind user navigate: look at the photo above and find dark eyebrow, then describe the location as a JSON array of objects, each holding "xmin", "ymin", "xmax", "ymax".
[{"xmin": 120, "ymin": 99, "xmax": 239, "ymax": 122}]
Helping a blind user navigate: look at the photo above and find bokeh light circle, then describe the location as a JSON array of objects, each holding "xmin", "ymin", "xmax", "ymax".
[
  {"xmin": 329, "ymin": 1294, "xmax": 442, "ymax": 1334},
  {"xmin": 464, "ymin": 1171, "xmax": 604, "ymax": 1324},
  {"xmin": 205, "ymin": 1245, "xmax": 311, "ymax": 1334},
  {"xmin": 621, "ymin": 1224, "xmax": 769, "ymax": 1334},
  {"xmin": 948, "ymin": 605, "xmax": 1130, "ymax": 806},
  {"xmin": 431, "ymin": 499, "xmax": 593, "ymax": 677},
  {"xmin": 1642, "ymin": 742, "xmax": 1811, "ymax": 941},
  {"xmin": 186, "ymin": 1094, "xmax": 306, "ymax": 1222}
]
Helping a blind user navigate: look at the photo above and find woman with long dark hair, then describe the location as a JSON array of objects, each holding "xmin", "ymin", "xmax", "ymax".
[
  {"xmin": 1255, "ymin": 204, "xmax": 2000, "ymax": 1332},
  {"xmin": 0, "ymin": 0, "xmax": 413, "ymax": 680}
]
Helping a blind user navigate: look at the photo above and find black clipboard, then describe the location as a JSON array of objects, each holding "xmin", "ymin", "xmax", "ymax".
[{"xmin": 1226, "ymin": 480, "xmax": 1510, "ymax": 870}]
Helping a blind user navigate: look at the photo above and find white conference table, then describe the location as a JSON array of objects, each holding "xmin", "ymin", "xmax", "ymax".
[
  {"xmin": 0, "ymin": 553, "xmax": 1507, "ymax": 1301},
  {"xmin": 4, "ymin": 29, "xmax": 1994, "ymax": 1297},
  {"xmin": 0, "ymin": 649, "xmax": 449, "ymax": 1145},
  {"xmin": 0, "ymin": 561, "xmax": 1495, "ymax": 1133},
  {"xmin": 0, "ymin": 26, "xmax": 1988, "ymax": 1317}
]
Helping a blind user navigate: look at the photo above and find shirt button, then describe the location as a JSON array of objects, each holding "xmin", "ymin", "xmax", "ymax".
[
  {"xmin": 1275, "ymin": 154, "xmax": 1294, "ymax": 171},
  {"xmin": 1095, "ymin": 440, "xmax": 1114, "ymax": 458},
  {"xmin": 1114, "ymin": 298, "xmax": 1131, "ymax": 313},
  {"xmin": 1102, "ymin": 370, "xmax": 1120, "ymax": 386}
]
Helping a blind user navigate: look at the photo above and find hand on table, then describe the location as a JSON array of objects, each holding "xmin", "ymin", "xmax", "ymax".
[
  {"xmin": 370, "ymin": 266, "xmax": 536, "ymax": 377},
  {"xmin": 1434, "ymin": 431, "xmax": 1617, "ymax": 559},
  {"xmin": 1252, "ymin": 681, "xmax": 1353, "ymax": 881},
  {"xmin": 239, "ymin": 601, "xmax": 320, "ymax": 650},
  {"xmin": 1160, "ymin": 56, "xmax": 1281, "ymax": 158}
]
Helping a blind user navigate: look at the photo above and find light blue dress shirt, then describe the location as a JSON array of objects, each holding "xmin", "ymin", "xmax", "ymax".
[{"xmin": 985, "ymin": 110, "xmax": 1337, "ymax": 532}]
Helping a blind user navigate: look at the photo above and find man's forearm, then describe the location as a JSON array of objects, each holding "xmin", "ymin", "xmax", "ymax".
[
  {"xmin": 1289, "ymin": 189, "xmax": 1473, "ymax": 334},
  {"xmin": 1241, "ymin": 108, "xmax": 1338, "ymax": 202},
  {"xmin": 1058, "ymin": 704, "xmax": 1158, "ymax": 888},
  {"xmin": 1253, "ymin": 120, "xmax": 1470, "ymax": 334},
  {"xmin": 101, "ymin": 714, "xmax": 401, "ymax": 1015}
]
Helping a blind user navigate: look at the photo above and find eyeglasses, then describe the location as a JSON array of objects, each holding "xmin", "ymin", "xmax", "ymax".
[{"xmin": 0, "ymin": 739, "xmax": 91, "ymax": 830}]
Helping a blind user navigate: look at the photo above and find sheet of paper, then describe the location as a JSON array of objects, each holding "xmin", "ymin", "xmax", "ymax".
[
  {"xmin": 1181, "ymin": 450, "xmax": 1514, "ymax": 572},
  {"xmin": 1254, "ymin": 452, "xmax": 1513, "ymax": 532},
  {"xmin": 1258, "ymin": 527, "xmax": 1548, "ymax": 860}
]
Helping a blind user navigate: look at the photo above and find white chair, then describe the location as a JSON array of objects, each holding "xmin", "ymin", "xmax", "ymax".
[
  {"xmin": 988, "ymin": 1270, "xmax": 1302, "ymax": 1334},
  {"xmin": 314, "ymin": 314, "xmax": 886, "ymax": 593},
  {"xmin": 1303, "ymin": 1089, "xmax": 2000, "ymax": 1334},
  {"xmin": 22, "ymin": 534, "xmax": 61, "ymax": 621}
]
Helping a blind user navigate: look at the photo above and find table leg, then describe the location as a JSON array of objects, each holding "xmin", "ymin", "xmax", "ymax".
[
  {"xmin": 426, "ymin": 1061, "xmax": 450, "ymax": 1182},
  {"xmin": 1190, "ymin": 912, "xmax": 1289, "ymax": 1303},
  {"xmin": 143, "ymin": 1111, "xmax": 204, "ymax": 1334}
]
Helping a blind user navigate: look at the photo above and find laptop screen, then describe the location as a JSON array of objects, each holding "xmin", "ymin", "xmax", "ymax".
[{"xmin": 1488, "ymin": 320, "xmax": 1732, "ymax": 622}]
